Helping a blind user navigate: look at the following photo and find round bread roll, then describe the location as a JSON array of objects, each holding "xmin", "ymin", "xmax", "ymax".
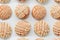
[
  {"xmin": 15, "ymin": 5, "xmax": 30, "ymax": 19},
  {"xmin": 37, "ymin": 0, "xmax": 48, "ymax": 3},
  {"xmin": 36, "ymin": 38, "xmax": 44, "ymax": 40},
  {"xmin": 15, "ymin": 21, "xmax": 31, "ymax": 36},
  {"xmin": 0, "ymin": 22, "xmax": 12, "ymax": 38},
  {"xmin": 0, "ymin": 5, "xmax": 12, "ymax": 20},
  {"xmin": 53, "ymin": 21, "xmax": 60, "ymax": 36},
  {"xmin": 34, "ymin": 20, "xmax": 50, "ymax": 37},
  {"xmin": 54, "ymin": 0, "xmax": 60, "ymax": 3},
  {"xmin": 0, "ymin": 0, "xmax": 10, "ymax": 3},
  {"xmin": 32, "ymin": 5, "xmax": 46, "ymax": 20},
  {"xmin": 17, "ymin": 38, "xmax": 28, "ymax": 40},
  {"xmin": 50, "ymin": 5, "xmax": 60, "ymax": 19}
]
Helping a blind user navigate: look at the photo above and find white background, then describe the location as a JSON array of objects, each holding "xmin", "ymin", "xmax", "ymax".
[{"xmin": 0, "ymin": 0, "xmax": 60, "ymax": 40}]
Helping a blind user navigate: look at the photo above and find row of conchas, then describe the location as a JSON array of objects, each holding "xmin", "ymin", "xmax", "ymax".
[
  {"xmin": 0, "ymin": 4, "xmax": 60, "ymax": 20},
  {"xmin": 0, "ymin": 20, "xmax": 60, "ymax": 39},
  {"xmin": 0, "ymin": 0, "xmax": 60, "ymax": 3}
]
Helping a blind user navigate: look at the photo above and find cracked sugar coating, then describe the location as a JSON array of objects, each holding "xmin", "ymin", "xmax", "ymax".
[
  {"xmin": 37, "ymin": 0, "xmax": 48, "ymax": 3},
  {"xmin": 54, "ymin": 0, "xmax": 60, "ymax": 3},
  {"xmin": 0, "ymin": 0, "xmax": 10, "ymax": 3},
  {"xmin": 15, "ymin": 21, "xmax": 31, "ymax": 36},
  {"xmin": 36, "ymin": 38, "xmax": 44, "ymax": 40},
  {"xmin": 19, "ymin": 0, "xmax": 26, "ymax": 2},
  {"xmin": 53, "ymin": 21, "xmax": 60, "ymax": 36},
  {"xmin": 0, "ymin": 22, "xmax": 12, "ymax": 38},
  {"xmin": 34, "ymin": 20, "xmax": 50, "ymax": 37},
  {"xmin": 50, "ymin": 5, "xmax": 60, "ymax": 19},
  {"xmin": 32, "ymin": 5, "xmax": 46, "ymax": 20},
  {"xmin": 15, "ymin": 5, "xmax": 30, "ymax": 19},
  {"xmin": 17, "ymin": 38, "xmax": 28, "ymax": 40},
  {"xmin": 0, "ymin": 5, "xmax": 12, "ymax": 20}
]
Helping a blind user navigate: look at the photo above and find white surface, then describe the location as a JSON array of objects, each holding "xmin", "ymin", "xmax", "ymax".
[{"xmin": 0, "ymin": 0, "xmax": 60, "ymax": 40}]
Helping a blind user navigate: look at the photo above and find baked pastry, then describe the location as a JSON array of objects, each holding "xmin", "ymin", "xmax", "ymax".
[
  {"xmin": 15, "ymin": 21, "xmax": 31, "ymax": 36},
  {"xmin": 34, "ymin": 20, "xmax": 50, "ymax": 36},
  {"xmin": 15, "ymin": 5, "xmax": 30, "ymax": 19},
  {"xmin": 53, "ymin": 21, "xmax": 60, "ymax": 36},
  {"xmin": 0, "ymin": 22, "xmax": 12, "ymax": 38},
  {"xmin": 50, "ymin": 5, "xmax": 60, "ymax": 19},
  {"xmin": 32, "ymin": 5, "xmax": 46, "ymax": 20},
  {"xmin": 0, "ymin": 5, "xmax": 12, "ymax": 20}
]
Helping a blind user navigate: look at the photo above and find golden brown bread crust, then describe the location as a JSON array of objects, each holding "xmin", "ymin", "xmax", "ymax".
[
  {"xmin": 32, "ymin": 5, "xmax": 46, "ymax": 20},
  {"xmin": 34, "ymin": 20, "xmax": 50, "ymax": 37},
  {"xmin": 0, "ymin": 22, "xmax": 12, "ymax": 38},
  {"xmin": 15, "ymin": 5, "xmax": 30, "ymax": 19},
  {"xmin": 15, "ymin": 21, "xmax": 31, "ymax": 36},
  {"xmin": 50, "ymin": 5, "xmax": 60, "ymax": 19},
  {"xmin": 0, "ymin": 5, "xmax": 12, "ymax": 20},
  {"xmin": 53, "ymin": 21, "xmax": 60, "ymax": 36}
]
